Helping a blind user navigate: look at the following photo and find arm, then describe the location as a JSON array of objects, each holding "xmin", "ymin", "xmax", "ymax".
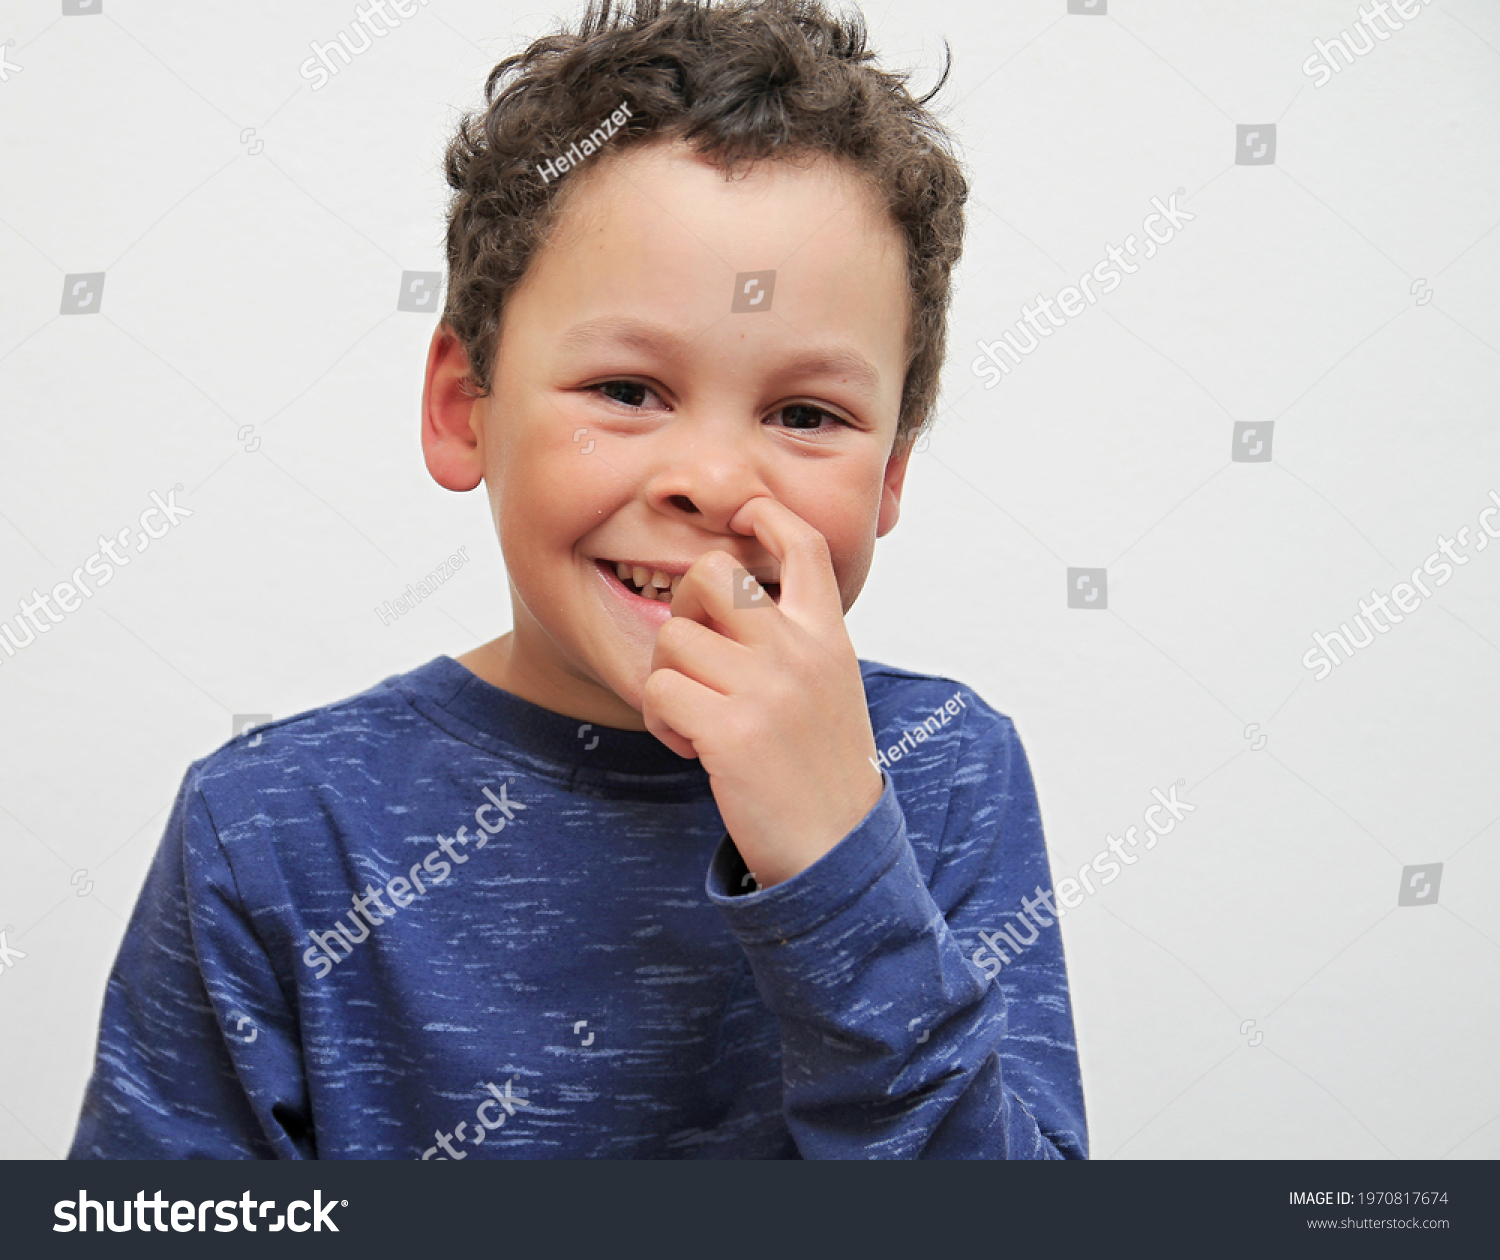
[
  {"xmin": 69, "ymin": 768, "xmax": 312, "ymax": 1159},
  {"xmin": 706, "ymin": 706, "xmax": 1087, "ymax": 1159}
]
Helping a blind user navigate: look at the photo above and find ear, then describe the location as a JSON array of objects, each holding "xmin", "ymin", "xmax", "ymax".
[
  {"xmin": 875, "ymin": 429, "xmax": 916, "ymax": 538},
  {"xmin": 421, "ymin": 324, "xmax": 485, "ymax": 492}
]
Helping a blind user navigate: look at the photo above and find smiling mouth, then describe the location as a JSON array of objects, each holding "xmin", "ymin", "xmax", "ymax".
[{"xmin": 597, "ymin": 559, "xmax": 780, "ymax": 604}]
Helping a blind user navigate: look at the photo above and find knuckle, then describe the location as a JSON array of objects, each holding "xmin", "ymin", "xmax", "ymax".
[
  {"xmin": 699, "ymin": 550, "xmax": 738, "ymax": 584},
  {"xmin": 791, "ymin": 528, "xmax": 829, "ymax": 564},
  {"xmin": 642, "ymin": 667, "xmax": 673, "ymax": 704},
  {"xmin": 656, "ymin": 617, "xmax": 697, "ymax": 653},
  {"xmin": 722, "ymin": 710, "xmax": 759, "ymax": 752},
  {"xmin": 728, "ymin": 700, "xmax": 777, "ymax": 752}
]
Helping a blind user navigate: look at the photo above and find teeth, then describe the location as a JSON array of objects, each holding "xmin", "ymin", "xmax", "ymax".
[
  {"xmin": 607, "ymin": 560, "xmax": 680, "ymax": 600},
  {"xmin": 670, "ymin": 575, "xmax": 682, "ymax": 594}
]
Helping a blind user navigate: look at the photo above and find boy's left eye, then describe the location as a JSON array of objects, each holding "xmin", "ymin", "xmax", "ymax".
[{"xmin": 767, "ymin": 403, "xmax": 848, "ymax": 432}]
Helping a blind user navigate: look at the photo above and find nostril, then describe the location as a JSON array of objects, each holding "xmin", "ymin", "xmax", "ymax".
[{"xmin": 667, "ymin": 494, "xmax": 698, "ymax": 514}]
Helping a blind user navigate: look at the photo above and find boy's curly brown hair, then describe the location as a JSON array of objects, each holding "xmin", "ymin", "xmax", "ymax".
[{"xmin": 440, "ymin": 0, "xmax": 967, "ymax": 446}]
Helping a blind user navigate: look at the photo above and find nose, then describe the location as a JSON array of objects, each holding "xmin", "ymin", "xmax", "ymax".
[{"xmin": 644, "ymin": 424, "xmax": 769, "ymax": 535}]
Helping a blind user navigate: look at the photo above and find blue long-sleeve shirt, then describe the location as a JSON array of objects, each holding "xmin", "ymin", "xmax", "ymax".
[{"xmin": 69, "ymin": 656, "xmax": 1087, "ymax": 1159}]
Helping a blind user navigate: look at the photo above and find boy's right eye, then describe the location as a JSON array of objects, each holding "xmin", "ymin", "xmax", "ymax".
[{"xmin": 588, "ymin": 380, "xmax": 659, "ymax": 409}]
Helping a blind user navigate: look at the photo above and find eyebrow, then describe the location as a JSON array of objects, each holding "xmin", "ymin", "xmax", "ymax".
[{"xmin": 557, "ymin": 316, "xmax": 882, "ymax": 395}]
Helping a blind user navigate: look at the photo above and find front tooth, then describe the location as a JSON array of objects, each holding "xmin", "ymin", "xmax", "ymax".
[
  {"xmin": 650, "ymin": 570, "xmax": 671, "ymax": 588},
  {"xmin": 631, "ymin": 565, "xmax": 649, "ymax": 589},
  {"xmin": 670, "ymin": 575, "xmax": 682, "ymax": 594},
  {"xmin": 615, "ymin": 561, "xmax": 631, "ymax": 581}
]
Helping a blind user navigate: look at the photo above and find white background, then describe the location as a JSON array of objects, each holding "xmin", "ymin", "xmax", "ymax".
[{"xmin": 1, "ymin": 0, "xmax": 1496, "ymax": 1160}]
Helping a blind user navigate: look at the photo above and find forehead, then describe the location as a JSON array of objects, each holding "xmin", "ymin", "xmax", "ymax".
[
  {"xmin": 540, "ymin": 134, "xmax": 905, "ymax": 287},
  {"xmin": 514, "ymin": 136, "xmax": 910, "ymax": 384}
]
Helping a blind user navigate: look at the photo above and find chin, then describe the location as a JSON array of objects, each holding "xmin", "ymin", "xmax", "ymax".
[
  {"xmin": 579, "ymin": 641, "xmax": 650, "ymax": 721},
  {"xmin": 610, "ymin": 671, "xmax": 648, "ymax": 718}
]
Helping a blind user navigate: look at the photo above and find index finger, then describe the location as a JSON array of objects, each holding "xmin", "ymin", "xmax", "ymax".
[{"xmin": 726, "ymin": 496, "xmax": 843, "ymax": 628}]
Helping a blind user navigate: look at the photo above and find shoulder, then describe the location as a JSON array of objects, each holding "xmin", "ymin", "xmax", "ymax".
[
  {"xmin": 857, "ymin": 659, "xmax": 1032, "ymax": 830},
  {"xmin": 185, "ymin": 663, "xmax": 440, "ymax": 821},
  {"xmin": 856, "ymin": 661, "xmax": 1042, "ymax": 882},
  {"xmin": 858, "ymin": 658, "xmax": 1019, "ymax": 751}
]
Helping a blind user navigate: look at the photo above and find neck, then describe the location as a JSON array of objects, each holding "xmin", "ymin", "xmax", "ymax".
[{"xmin": 456, "ymin": 631, "xmax": 647, "ymax": 731}]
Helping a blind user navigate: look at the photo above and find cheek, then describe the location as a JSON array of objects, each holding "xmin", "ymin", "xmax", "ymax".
[
  {"xmin": 833, "ymin": 535, "xmax": 876, "ymax": 609},
  {"xmin": 792, "ymin": 456, "xmax": 884, "ymax": 529},
  {"xmin": 780, "ymin": 479, "xmax": 882, "ymax": 603},
  {"xmin": 493, "ymin": 439, "xmax": 623, "ymax": 558}
]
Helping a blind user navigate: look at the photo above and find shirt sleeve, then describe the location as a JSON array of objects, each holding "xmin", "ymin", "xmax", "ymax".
[
  {"xmin": 68, "ymin": 766, "xmax": 313, "ymax": 1160},
  {"xmin": 705, "ymin": 703, "xmax": 1088, "ymax": 1160}
]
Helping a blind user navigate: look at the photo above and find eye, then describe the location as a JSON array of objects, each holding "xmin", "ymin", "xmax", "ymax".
[
  {"xmin": 587, "ymin": 380, "xmax": 663, "ymax": 410},
  {"xmin": 767, "ymin": 403, "xmax": 849, "ymax": 432}
]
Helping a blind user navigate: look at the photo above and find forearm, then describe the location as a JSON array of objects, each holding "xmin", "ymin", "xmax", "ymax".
[{"xmin": 708, "ymin": 777, "xmax": 1084, "ymax": 1159}]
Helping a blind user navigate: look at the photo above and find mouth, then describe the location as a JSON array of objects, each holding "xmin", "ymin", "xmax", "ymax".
[{"xmin": 594, "ymin": 558, "xmax": 780, "ymax": 605}]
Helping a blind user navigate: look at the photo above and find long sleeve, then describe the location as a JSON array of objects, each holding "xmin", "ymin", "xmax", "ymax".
[
  {"xmin": 69, "ymin": 767, "xmax": 313, "ymax": 1160},
  {"xmin": 68, "ymin": 655, "xmax": 1080, "ymax": 1159},
  {"xmin": 705, "ymin": 699, "xmax": 1087, "ymax": 1159}
]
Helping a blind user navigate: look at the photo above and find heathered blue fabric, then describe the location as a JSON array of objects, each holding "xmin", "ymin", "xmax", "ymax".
[{"xmin": 69, "ymin": 655, "xmax": 1087, "ymax": 1160}]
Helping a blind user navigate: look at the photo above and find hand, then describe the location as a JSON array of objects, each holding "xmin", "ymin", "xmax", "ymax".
[{"xmin": 641, "ymin": 497, "xmax": 884, "ymax": 888}]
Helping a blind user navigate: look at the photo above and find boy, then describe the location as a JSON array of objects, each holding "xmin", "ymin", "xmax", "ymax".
[{"xmin": 70, "ymin": 0, "xmax": 1086, "ymax": 1159}]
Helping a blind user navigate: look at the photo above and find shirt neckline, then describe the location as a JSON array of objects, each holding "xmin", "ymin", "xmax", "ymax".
[{"xmin": 391, "ymin": 655, "xmax": 714, "ymax": 797}]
